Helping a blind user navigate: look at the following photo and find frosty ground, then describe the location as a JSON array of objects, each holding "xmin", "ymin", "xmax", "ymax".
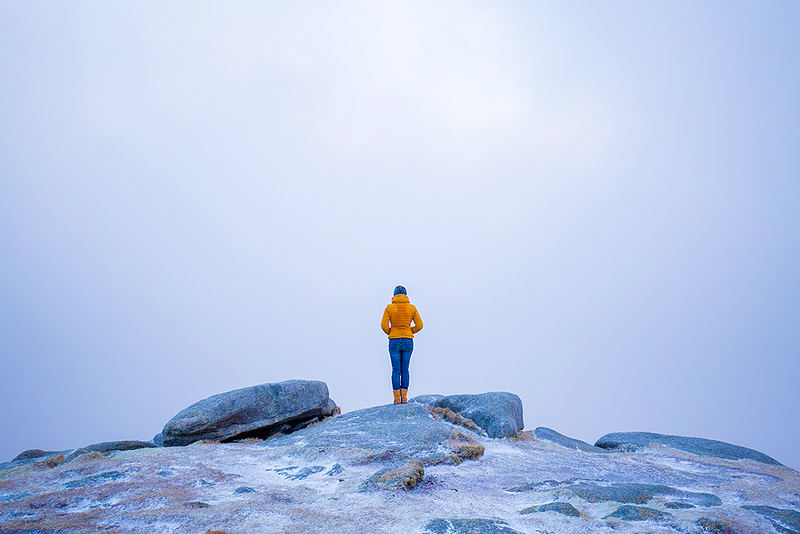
[{"xmin": 1, "ymin": 402, "xmax": 799, "ymax": 533}]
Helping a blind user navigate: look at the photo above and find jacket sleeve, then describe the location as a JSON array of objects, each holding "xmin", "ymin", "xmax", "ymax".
[
  {"xmin": 381, "ymin": 305, "xmax": 391, "ymax": 335},
  {"xmin": 410, "ymin": 307, "xmax": 423, "ymax": 334}
]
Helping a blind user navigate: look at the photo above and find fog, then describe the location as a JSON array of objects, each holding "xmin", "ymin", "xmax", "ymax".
[{"xmin": 2, "ymin": 1, "xmax": 799, "ymax": 469}]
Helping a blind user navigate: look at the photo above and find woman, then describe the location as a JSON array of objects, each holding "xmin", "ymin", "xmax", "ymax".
[{"xmin": 381, "ymin": 285, "xmax": 423, "ymax": 404}]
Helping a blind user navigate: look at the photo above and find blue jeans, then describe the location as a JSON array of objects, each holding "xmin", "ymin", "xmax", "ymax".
[{"xmin": 389, "ymin": 338, "xmax": 413, "ymax": 390}]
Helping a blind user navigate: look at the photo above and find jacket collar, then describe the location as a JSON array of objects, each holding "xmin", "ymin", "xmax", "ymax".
[{"xmin": 391, "ymin": 294, "xmax": 410, "ymax": 303}]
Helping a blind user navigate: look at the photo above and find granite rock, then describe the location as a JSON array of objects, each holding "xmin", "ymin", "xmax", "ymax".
[
  {"xmin": 741, "ymin": 505, "xmax": 800, "ymax": 533},
  {"xmin": 424, "ymin": 518, "xmax": 524, "ymax": 534},
  {"xmin": 595, "ymin": 431, "xmax": 782, "ymax": 465},
  {"xmin": 12, "ymin": 449, "xmax": 60, "ymax": 462},
  {"xmin": 410, "ymin": 392, "xmax": 523, "ymax": 438},
  {"xmin": 411, "ymin": 394, "xmax": 445, "ymax": 406},
  {"xmin": 534, "ymin": 427, "xmax": 610, "ymax": 453},
  {"xmin": 520, "ymin": 502, "xmax": 582, "ymax": 517},
  {"xmin": 266, "ymin": 402, "xmax": 484, "ymax": 466},
  {"xmin": 508, "ymin": 479, "xmax": 721, "ymax": 507},
  {"xmin": 85, "ymin": 441, "xmax": 158, "ymax": 454},
  {"xmin": 162, "ymin": 380, "xmax": 335, "ymax": 446},
  {"xmin": 363, "ymin": 460, "xmax": 425, "ymax": 490},
  {"xmin": 604, "ymin": 504, "xmax": 671, "ymax": 521},
  {"xmin": 1, "ymin": 397, "xmax": 798, "ymax": 534}
]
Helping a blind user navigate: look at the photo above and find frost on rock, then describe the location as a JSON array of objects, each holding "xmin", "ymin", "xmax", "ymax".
[
  {"xmin": 362, "ymin": 460, "xmax": 425, "ymax": 491},
  {"xmin": 1, "ymin": 400, "xmax": 798, "ymax": 534},
  {"xmin": 265, "ymin": 402, "xmax": 485, "ymax": 466},
  {"xmin": 411, "ymin": 392, "xmax": 524, "ymax": 438},
  {"xmin": 595, "ymin": 431, "xmax": 782, "ymax": 465},
  {"xmin": 424, "ymin": 518, "xmax": 525, "ymax": 534},
  {"xmin": 161, "ymin": 380, "xmax": 336, "ymax": 446},
  {"xmin": 520, "ymin": 501, "xmax": 582, "ymax": 517}
]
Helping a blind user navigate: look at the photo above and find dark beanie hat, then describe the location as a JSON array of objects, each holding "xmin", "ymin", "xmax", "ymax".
[{"xmin": 393, "ymin": 285, "xmax": 407, "ymax": 296}]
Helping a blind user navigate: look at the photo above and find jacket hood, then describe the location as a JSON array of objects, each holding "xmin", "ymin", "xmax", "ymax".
[{"xmin": 391, "ymin": 294, "xmax": 410, "ymax": 304}]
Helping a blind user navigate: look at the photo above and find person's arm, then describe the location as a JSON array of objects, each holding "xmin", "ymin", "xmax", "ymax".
[
  {"xmin": 381, "ymin": 305, "xmax": 392, "ymax": 335},
  {"xmin": 410, "ymin": 307, "xmax": 423, "ymax": 334}
]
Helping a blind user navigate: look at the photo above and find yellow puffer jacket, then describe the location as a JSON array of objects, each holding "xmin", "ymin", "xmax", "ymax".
[{"xmin": 381, "ymin": 294, "xmax": 423, "ymax": 339}]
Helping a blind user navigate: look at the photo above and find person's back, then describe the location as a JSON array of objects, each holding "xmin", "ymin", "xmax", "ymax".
[
  {"xmin": 381, "ymin": 293, "xmax": 422, "ymax": 339},
  {"xmin": 381, "ymin": 286, "xmax": 423, "ymax": 404}
]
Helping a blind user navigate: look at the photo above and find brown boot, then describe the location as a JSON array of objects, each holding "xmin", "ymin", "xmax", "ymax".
[
  {"xmin": 393, "ymin": 390, "xmax": 402, "ymax": 404},
  {"xmin": 400, "ymin": 389, "xmax": 408, "ymax": 404}
]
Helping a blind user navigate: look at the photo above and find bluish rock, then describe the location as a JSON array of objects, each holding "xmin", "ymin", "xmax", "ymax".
[
  {"xmin": 3, "ymin": 449, "xmax": 72, "ymax": 471},
  {"xmin": 666, "ymin": 501, "xmax": 696, "ymax": 509},
  {"xmin": 410, "ymin": 392, "xmax": 523, "ymax": 438},
  {"xmin": 281, "ymin": 466, "xmax": 325, "ymax": 480},
  {"xmin": 326, "ymin": 463, "xmax": 344, "ymax": 476},
  {"xmin": 604, "ymin": 504, "xmax": 671, "ymax": 521},
  {"xmin": 697, "ymin": 517, "xmax": 738, "ymax": 534},
  {"xmin": 534, "ymin": 427, "xmax": 610, "ymax": 453},
  {"xmin": 507, "ymin": 480, "xmax": 721, "ymax": 507},
  {"xmin": 162, "ymin": 380, "xmax": 336, "ymax": 446},
  {"xmin": 85, "ymin": 441, "xmax": 157, "ymax": 453},
  {"xmin": 266, "ymin": 402, "xmax": 483, "ymax": 466},
  {"xmin": 569, "ymin": 482, "xmax": 720, "ymax": 507},
  {"xmin": 595, "ymin": 432, "xmax": 782, "ymax": 465},
  {"xmin": 742, "ymin": 505, "xmax": 800, "ymax": 533},
  {"xmin": 64, "ymin": 470, "xmax": 126, "ymax": 489},
  {"xmin": 63, "ymin": 448, "xmax": 91, "ymax": 463},
  {"xmin": 152, "ymin": 433, "xmax": 164, "ymax": 447},
  {"xmin": 424, "ymin": 518, "xmax": 524, "ymax": 534},
  {"xmin": 411, "ymin": 394, "xmax": 445, "ymax": 406},
  {"xmin": 0, "ymin": 492, "xmax": 34, "ymax": 504},
  {"xmin": 12, "ymin": 449, "xmax": 59, "ymax": 462},
  {"xmin": 520, "ymin": 502, "xmax": 582, "ymax": 517}
]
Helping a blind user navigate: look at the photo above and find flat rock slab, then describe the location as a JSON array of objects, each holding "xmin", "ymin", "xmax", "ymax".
[
  {"xmin": 565, "ymin": 482, "xmax": 721, "ymax": 507},
  {"xmin": 508, "ymin": 480, "xmax": 721, "ymax": 508},
  {"xmin": 520, "ymin": 502, "xmax": 582, "ymax": 517},
  {"xmin": 741, "ymin": 505, "xmax": 800, "ymax": 533},
  {"xmin": 265, "ymin": 403, "xmax": 483, "ymax": 466},
  {"xmin": 595, "ymin": 431, "xmax": 782, "ymax": 465},
  {"xmin": 424, "ymin": 518, "xmax": 524, "ymax": 534},
  {"xmin": 534, "ymin": 427, "xmax": 609, "ymax": 453},
  {"xmin": 604, "ymin": 504, "xmax": 671, "ymax": 521},
  {"xmin": 86, "ymin": 441, "xmax": 158, "ymax": 453},
  {"xmin": 162, "ymin": 380, "xmax": 335, "ymax": 446},
  {"xmin": 411, "ymin": 392, "xmax": 524, "ymax": 438}
]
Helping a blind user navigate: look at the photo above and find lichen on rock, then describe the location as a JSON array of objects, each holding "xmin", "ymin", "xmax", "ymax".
[
  {"xmin": 520, "ymin": 502, "xmax": 582, "ymax": 517},
  {"xmin": 411, "ymin": 392, "xmax": 524, "ymax": 438},
  {"xmin": 363, "ymin": 460, "xmax": 425, "ymax": 491},
  {"xmin": 443, "ymin": 428, "xmax": 485, "ymax": 464},
  {"xmin": 429, "ymin": 406, "xmax": 484, "ymax": 434}
]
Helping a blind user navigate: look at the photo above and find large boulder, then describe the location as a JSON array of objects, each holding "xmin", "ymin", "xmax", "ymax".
[
  {"xmin": 410, "ymin": 392, "xmax": 524, "ymax": 438},
  {"xmin": 594, "ymin": 432, "xmax": 782, "ymax": 465},
  {"xmin": 162, "ymin": 380, "xmax": 336, "ymax": 446},
  {"xmin": 267, "ymin": 402, "xmax": 484, "ymax": 466}
]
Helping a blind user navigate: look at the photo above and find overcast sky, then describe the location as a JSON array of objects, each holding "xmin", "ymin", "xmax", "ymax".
[{"xmin": 2, "ymin": 1, "xmax": 799, "ymax": 469}]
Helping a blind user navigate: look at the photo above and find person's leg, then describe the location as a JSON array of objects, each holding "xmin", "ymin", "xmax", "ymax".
[
  {"xmin": 399, "ymin": 338, "xmax": 413, "ymax": 402},
  {"xmin": 389, "ymin": 339, "xmax": 402, "ymax": 403}
]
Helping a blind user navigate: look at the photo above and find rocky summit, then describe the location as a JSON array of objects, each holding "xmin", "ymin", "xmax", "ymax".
[{"xmin": 1, "ymin": 382, "xmax": 799, "ymax": 534}]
